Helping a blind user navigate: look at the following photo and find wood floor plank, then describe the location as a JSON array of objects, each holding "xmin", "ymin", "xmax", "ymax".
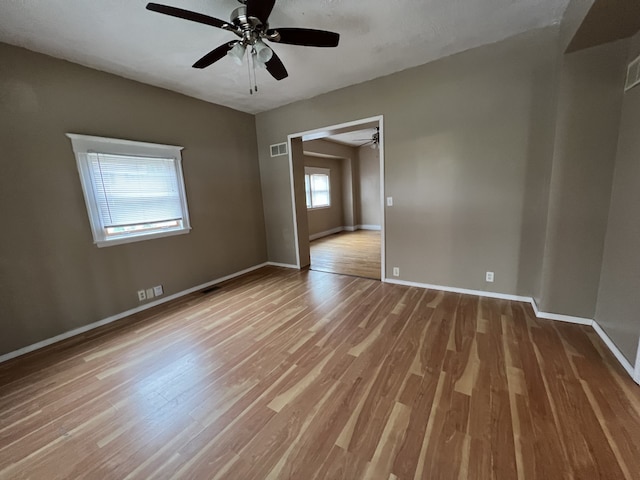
[
  {"xmin": 1, "ymin": 266, "xmax": 639, "ymax": 479},
  {"xmin": 310, "ymin": 230, "xmax": 381, "ymax": 279}
]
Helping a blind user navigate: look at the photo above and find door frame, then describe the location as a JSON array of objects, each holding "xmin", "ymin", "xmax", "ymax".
[{"xmin": 286, "ymin": 115, "xmax": 386, "ymax": 280}]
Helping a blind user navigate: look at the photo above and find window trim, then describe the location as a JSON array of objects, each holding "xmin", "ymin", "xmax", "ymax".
[
  {"xmin": 304, "ymin": 167, "xmax": 331, "ymax": 210},
  {"xmin": 67, "ymin": 133, "xmax": 191, "ymax": 248}
]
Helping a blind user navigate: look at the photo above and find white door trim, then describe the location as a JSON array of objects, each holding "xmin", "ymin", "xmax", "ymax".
[
  {"xmin": 635, "ymin": 338, "xmax": 640, "ymax": 384},
  {"xmin": 287, "ymin": 115, "xmax": 386, "ymax": 278}
]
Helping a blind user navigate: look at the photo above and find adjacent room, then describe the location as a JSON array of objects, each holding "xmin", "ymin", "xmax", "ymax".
[
  {"xmin": 1, "ymin": 0, "xmax": 640, "ymax": 478},
  {"xmin": 299, "ymin": 123, "xmax": 383, "ymax": 280}
]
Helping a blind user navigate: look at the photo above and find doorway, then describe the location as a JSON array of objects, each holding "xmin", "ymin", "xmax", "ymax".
[{"xmin": 286, "ymin": 116, "xmax": 385, "ymax": 280}]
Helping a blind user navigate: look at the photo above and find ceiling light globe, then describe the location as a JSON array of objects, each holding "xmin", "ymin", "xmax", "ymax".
[
  {"xmin": 255, "ymin": 39, "xmax": 273, "ymax": 64},
  {"xmin": 227, "ymin": 43, "xmax": 246, "ymax": 66}
]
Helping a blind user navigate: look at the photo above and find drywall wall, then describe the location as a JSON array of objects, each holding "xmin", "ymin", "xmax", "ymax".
[
  {"xmin": 304, "ymin": 156, "xmax": 344, "ymax": 237},
  {"xmin": 539, "ymin": 40, "xmax": 628, "ymax": 318},
  {"xmin": 0, "ymin": 42, "xmax": 267, "ymax": 356},
  {"xmin": 596, "ymin": 32, "xmax": 640, "ymax": 363},
  {"xmin": 256, "ymin": 27, "xmax": 560, "ymax": 295},
  {"xmin": 357, "ymin": 146, "xmax": 381, "ymax": 227}
]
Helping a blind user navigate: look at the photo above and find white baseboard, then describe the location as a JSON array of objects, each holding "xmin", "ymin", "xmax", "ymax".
[
  {"xmin": 385, "ymin": 277, "xmax": 638, "ymax": 384},
  {"xmin": 309, "ymin": 226, "xmax": 344, "ymax": 241},
  {"xmin": 266, "ymin": 262, "xmax": 299, "ymax": 269},
  {"xmin": 4, "ymin": 265, "xmax": 638, "ymax": 386},
  {"xmin": 592, "ymin": 321, "xmax": 635, "ymax": 378},
  {"xmin": 0, "ymin": 262, "xmax": 271, "ymax": 365},
  {"xmin": 383, "ymin": 278, "xmax": 531, "ymax": 303},
  {"xmin": 530, "ymin": 300, "xmax": 635, "ymax": 381},
  {"xmin": 308, "ymin": 225, "xmax": 382, "ymax": 240},
  {"xmin": 635, "ymin": 339, "xmax": 640, "ymax": 384},
  {"xmin": 529, "ymin": 299, "xmax": 593, "ymax": 326}
]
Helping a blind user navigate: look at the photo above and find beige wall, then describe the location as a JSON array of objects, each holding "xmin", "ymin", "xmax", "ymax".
[
  {"xmin": 357, "ymin": 146, "xmax": 381, "ymax": 227},
  {"xmin": 596, "ymin": 32, "xmax": 640, "ymax": 363},
  {"xmin": 304, "ymin": 155, "xmax": 344, "ymax": 236},
  {"xmin": 539, "ymin": 40, "xmax": 628, "ymax": 317},
  {"xmin": 256, "ymin": 28, "xmax": 560, "ymax": 295},
  {"xmin": 0, "ymin": 43, "xmax": 267, "ymax": 356},
  {"xmin": 304, "ymin": 139, "xmax": 359, "ymax": 229}
]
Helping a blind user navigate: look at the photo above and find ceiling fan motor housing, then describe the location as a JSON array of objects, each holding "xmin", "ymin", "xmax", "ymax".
[{"xmin": 231, "ymin": 6, "xmax": 267, "ymax": 45}]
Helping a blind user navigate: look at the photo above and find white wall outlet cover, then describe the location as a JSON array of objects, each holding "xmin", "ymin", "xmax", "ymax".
[
  {"xmin": 146, "ymin": 288, "xmax": 154, "ymax": 299},
  {"xmin": 386, "ymin": 197, "xmax": 393, "ymax": 207},
  {"xmin": 137, "ymin": 290, "xmax": 146, "ymax": 301},
  {"xmin": 153, "ymin": 285, "xmax": 164, "ymax": 296},
  {"xmin": 486, "ymin": 272, "xmax": 495, "ymax": 282},
  {"xmin": 393, "ymin": 267, "xmax": 400, "ymax": 276}
]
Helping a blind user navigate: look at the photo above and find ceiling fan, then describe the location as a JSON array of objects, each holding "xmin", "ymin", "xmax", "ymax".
[
  {"xmin": 146, "ymin": 0, "xmax": 340, "ymax": 87},
  {"xmin": 354, "ymin": 127, "xmax": 380, "ymax": 149}
]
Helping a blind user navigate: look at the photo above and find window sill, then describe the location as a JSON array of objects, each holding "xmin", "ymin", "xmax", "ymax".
[
  {"xmin": 307, "ymin": 205, "xmax": 331, "ymax": 211},
  {"xmin": 96, "ymin": 227, "xmax": 191, "ymax": 248}
]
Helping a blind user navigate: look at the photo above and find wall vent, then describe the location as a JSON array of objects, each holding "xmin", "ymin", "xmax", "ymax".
[
  {"xmin": 625, "ymin": 54, "xmax": 640, "ymax": 92},
  {"xmin": 270, "ymin": 142, "xmax": 288, "ymax": 157}
]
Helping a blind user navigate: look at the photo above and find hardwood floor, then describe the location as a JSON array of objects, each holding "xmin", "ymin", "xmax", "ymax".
[
  {"xmin": 310, "ymin": 230, "xmax": 381, "ymax": 280},
  {"xmin": 1, "ymin": 266, "xmax": 639, "ymax": 479}
]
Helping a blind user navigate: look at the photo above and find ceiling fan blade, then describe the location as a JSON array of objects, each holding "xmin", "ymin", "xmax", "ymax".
[
  {"xmin": 246, "ymin": 0, "xmax": 276, "ymax": 24},
  {"xmin": 192, "ymin": 43, "xmax": 235, "ymax": 69},
  {"xmin": 146, "ymin": 3, "xmax": 228, "ymax": 30},
  {"xmin": 267, "ymin": 28, "xmax": 340, "ymax": 47},
  {"xmin": 265, "ymin": 50, "xmax": 288, "ymax": 80}
]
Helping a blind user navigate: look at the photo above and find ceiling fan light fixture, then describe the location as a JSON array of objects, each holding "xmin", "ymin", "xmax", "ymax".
[
  {"xmin": 227, "ymin": 42, "xmax": 246, "ymax": 65},
  {"xmin": 254, "ymin": 39, "xmax": 273, "ymax": 64}
]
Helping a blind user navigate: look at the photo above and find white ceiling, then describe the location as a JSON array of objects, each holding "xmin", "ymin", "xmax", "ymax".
[
  {"xmin": 0, "ymin": 0, "xmax": 569, "ymax": 114},
  {"xmin": 326, "ymin": 128, "xmax": 378, "ymax": 147}
]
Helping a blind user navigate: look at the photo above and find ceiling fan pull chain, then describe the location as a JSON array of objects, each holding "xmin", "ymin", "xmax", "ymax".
[
  {"xmin": 247, "ymin": 48, "xmax": 253, "ymax": 95},
  {"xmin": 252, "ymin": 49, "xmax": 258, "ymax": 93}
]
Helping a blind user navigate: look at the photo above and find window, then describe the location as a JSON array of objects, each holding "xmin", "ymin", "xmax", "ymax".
[
  {"xmin": 67, "ymin": 134, "xmax": 191, "ymax": 247},
  {"xmin": 304, "ymin": 167, "xmax": 331, "ymax": 209}
]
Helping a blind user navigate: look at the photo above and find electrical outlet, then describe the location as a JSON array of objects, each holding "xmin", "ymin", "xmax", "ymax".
[
  {"xmin": 387, "ymin": 197, "xmax": 393, "ymax": 207},
  {"xmin": 153, "ymin": 285, "xmax": 164, "ymax": 297},
  {"xmin": 486, "ymin": 271, "xmax": 494, "ymax": 283},
  {"xmin": 137, "ymin": 290, "xmax": 146, "ymax": 301},
  {"xmin": 146, "ymin": 288, "xmax": 154, "ymax": 299},
  {"xmin": 393, "ymin": 267, "xmax": 400, "ymax": 277}
]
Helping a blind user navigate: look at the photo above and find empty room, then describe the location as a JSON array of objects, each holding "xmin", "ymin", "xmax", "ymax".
[{"xmin": 1, "ymin": 0, "xmax": 640, "ymax": 478}]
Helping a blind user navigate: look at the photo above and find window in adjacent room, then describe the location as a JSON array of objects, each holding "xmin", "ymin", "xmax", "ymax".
[
  {"xmin": 304, "ymin": 167, "xmax": 330, "ymax": 209},
  {"xmin": 67, "ymin": 133, "xmax": 191, "ymax": 247}
]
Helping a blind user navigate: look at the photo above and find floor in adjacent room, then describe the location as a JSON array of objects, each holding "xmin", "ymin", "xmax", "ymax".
[
  {"xmin": 310, "ymin": 230, "xmax": 381, "ymax": 280},
  {"xmin": 1, "ymin": 266, "xmax": 639, "ymax": 479}
]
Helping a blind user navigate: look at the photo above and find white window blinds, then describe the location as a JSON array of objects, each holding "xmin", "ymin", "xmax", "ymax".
[
  {"xmin": 310, "ymin": 173, "xmax": 330, "ymax": 207},
  {"xmin": 88, "ymin": 153, "xmax": 183, "ymax": 228},
  {"xmin": 67, "ymin": 133, "xmax": 190, "ymax": 247},
  {"xmin": 304, "ymin": 167, "xmax": 331, "ymax": 209}
]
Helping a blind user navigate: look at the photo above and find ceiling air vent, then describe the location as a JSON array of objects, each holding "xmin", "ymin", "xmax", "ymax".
[
  {"xmin": 270, "ymin": 142, "xmax": 288, "ymax": 157},
  {"xmin": 625, "ymin": 54, "xmax": 640, "ymax": 92}
]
